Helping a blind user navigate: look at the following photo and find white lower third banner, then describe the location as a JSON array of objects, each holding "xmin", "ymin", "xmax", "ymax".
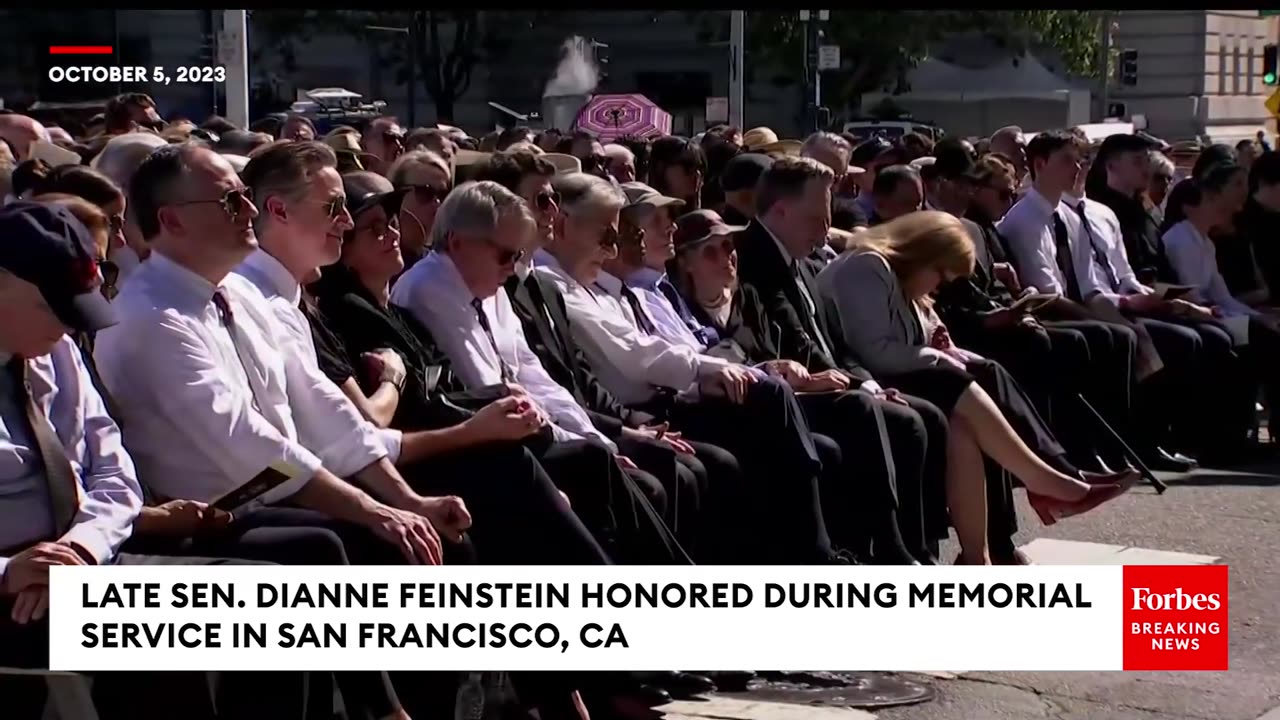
[{"xmin": 48, "ymin": 565, "xmax": 1134, "ymax": 672}]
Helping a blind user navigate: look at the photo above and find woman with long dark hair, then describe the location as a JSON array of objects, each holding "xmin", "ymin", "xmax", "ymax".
[{"xmin": 647, "ymin": 135, "xmax": 705, "ymax": 209}]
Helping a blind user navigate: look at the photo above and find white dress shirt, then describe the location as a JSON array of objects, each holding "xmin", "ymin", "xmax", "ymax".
[
  {"xmin": 622, "ymin": 266, "xmax": 705, "ymax": 350},
  {"xmin": 998, "ymin": 187, "xmax": 1097, "ymax": 297},
  {"xmin": 0, "ymin": 339, "xmax": 143, "ymax": 575},
  {"xmin": 1059, "ymin": 195, "xmax": 1152, "ymax": 307},
  {"xmin": 390, "ymin": 250, "xmax": 611, "ymax": 447},
  {"xmin": 94, "ymin": 251, "xmax": 378, "ymax": 507},
  {"xmin": 233, "ymin": 249, "xmax": 402, "ymax": 463},
  {"xmin": 1162, "ymin": 220, "xmax": 1258, "ymax": 319},
  {"xmin": 535, "ymin": 256, "xmax": 733, "ymax": 406}
]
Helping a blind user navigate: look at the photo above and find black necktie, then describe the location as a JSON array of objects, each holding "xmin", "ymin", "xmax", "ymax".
[
  {"xmin": 7, "ymin": 357, "xmax": 79, "ymax": 539},
  {"xmin": 472, "ymin": 297, "xmax": 515, "ymax": 382},
  {"xmin": 1070, "ymin": 202, "xmax": 1120, "ymax": 292},
  {"xmin": 1051, "ymin": 212, "xmax": 1083, "ymax": 302},
  {"xmin": 620, "ymin": 284, "xmax": 657, "ymax": 335}
]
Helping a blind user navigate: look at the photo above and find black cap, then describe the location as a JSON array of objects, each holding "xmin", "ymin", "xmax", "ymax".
[
  {"xmin": 720, "ymin": 153, "xmax": 773, "ymax": 192},
  {"xmin": 0, "ymin": 201, "xmax": 117, "ymax": 332},
  {"xmin": 342, "ymin": 176, "xmax": 408, "ymax": 220},
  {"xmin": 850, "ymin": 137, "xmax": 895, "ymax": 167}
]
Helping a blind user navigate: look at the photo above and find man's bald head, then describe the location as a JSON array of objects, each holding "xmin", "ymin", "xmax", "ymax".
[{"xmin": 0, "ymin": 115, "xmax": 50, "ymax": 161}]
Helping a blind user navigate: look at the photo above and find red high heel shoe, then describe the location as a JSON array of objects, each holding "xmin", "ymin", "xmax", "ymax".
[{"xmin": 1028, "ymin": 477, "xmax": 1136, "ymax": 527}]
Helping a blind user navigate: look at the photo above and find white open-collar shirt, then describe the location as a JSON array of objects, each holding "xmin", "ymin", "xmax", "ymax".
[
  {"xmin": 390, "ymin": 249, "xmax": 610, "ymax": 447},
  {"xmin": 94, "ymin": 251, "xmax": 387, "ymax": 507}
]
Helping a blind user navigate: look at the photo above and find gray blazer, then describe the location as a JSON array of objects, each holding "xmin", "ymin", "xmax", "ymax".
[{"xmin": 816, "ymin": 249, "xmax": 955, "ymax": 377}]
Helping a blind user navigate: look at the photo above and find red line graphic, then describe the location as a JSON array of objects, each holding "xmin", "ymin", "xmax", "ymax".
[{"xmin": 49, "ymin": 46, "xmax": 114, "ymax": 55}]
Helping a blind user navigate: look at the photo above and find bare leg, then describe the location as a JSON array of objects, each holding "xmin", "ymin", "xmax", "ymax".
[
  {"xmin": 955, "ymin": 384, "xmax": 1089, "ymax": 501},
  {"xmin": 946, "ymin": 416, "xmax": 991, "ymax": 565}
]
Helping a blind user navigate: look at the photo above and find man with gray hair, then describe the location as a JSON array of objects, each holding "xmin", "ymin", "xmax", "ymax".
[
  {"xmin": 538, "ymin": 172, "xmax": 849, "ymax": 565},
  {"xmin": 391, "ymin": 181, "xmax": 688, "ymax": 571}
]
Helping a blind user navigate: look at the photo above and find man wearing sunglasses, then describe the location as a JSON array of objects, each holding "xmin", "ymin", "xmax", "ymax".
[
  {"xmin": 536, "ymin": 173, "xmax": 849, "ymax": 567},
  {"xmin": 362, "ymin": 117, "xmax": 407, "ymax": 176}
]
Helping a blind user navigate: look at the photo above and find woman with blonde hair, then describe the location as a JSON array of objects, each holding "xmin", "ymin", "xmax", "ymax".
[{"xmin": 818, "ymin": 211, "xmax": 1136, "ymax": 564}]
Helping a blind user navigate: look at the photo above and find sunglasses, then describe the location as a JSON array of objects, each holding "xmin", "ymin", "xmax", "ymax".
[
  {"xmin": 405, "ymin": 184, "xmax": 449, "ymax": 204},
  {"xmin": 533, "ymin": 190, "xmax": 561, "ymax": 212},
  {"xmin": 357, "ymin": 214, "xmax": 400, "ymax": 240},
  {"xmin": 173, "ymin": 187, "xmax": 254, "ymax": 218},
  {"xmin": 482, "ymin": 235, "xmax": 526, "ymax": 266},
  {"xmin": 308, "ymin": 195, "xmax": 347, "ymax": 219}
]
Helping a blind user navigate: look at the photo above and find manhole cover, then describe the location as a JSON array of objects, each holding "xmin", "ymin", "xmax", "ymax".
[{"xmin": 723, "ymin": 671, "xmax": 935, "ymax": 709}]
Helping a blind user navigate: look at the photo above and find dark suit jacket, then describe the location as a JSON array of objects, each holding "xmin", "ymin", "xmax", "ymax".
[
  {"xmin": 312, "ymin": 267, "xmax": 507, "ymax": 431},
  {"xmin": 934, "ymin": 215, "xmax": 1012, "ymax": 342},
  {"xmin": 733, "ymin": 220, "xmax": 874, "ymax": 382},
  {"xmin": 504, "ymin": 271, "xmax": 655, "ymax": 439},
  {"xmin": 690, "ymin": 284, "xmax": 780, "ymax": 365}
]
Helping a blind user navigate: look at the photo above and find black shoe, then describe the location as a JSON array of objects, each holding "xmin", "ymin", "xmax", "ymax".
[
  {"xmin": 643, "ymin": 671, "xmax": 716, "ymax": 698},
  {"xmin": 1145, "ymin": 446, "xmax": 1197, "ymax": 472},
  {"xmin": 826, "ymin": 549, "xmax": 860, "ymax": 565}
]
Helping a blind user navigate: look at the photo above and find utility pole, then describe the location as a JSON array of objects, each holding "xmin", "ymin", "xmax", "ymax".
[
  {"xmin": 1097, "ymin": 11, "xmax": 1113, "ymax": 120},
  {"xmin": 367, "ymin": 22, "xmax": 415, "ymax": 125},
  {"xmin": 799, "ymin": 9, "xmax": 828, "ymax": 133},
  {"xmin": 222, "ymin": 10, "xmax": 249, "ymax": 129},
  {"xmin": 730, "ymin": 10, "xmax": 745, "ymax": 128}
]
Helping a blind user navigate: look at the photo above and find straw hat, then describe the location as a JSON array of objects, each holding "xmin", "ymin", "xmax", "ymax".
[
  {"xmin": 742, "ymin": 126, "xmax": 802, "ymax": 155},
  {"xmin": 542, "ymin": 153, "xmax": 582, "ymax": 175}
]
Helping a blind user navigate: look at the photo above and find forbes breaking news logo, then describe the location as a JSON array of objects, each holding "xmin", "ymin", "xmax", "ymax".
[{"xmin": 1123, "ymin": 565, "xmax": 1228, "ymax": 671}]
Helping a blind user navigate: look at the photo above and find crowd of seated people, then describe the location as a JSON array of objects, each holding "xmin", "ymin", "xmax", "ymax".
[{"xmin": 1, "ymin": 96, "xmax": 1272, "ymax": 718}]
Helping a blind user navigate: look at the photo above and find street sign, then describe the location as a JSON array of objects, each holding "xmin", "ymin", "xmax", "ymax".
[
  {"xmin": 705, "ymin": 96, "xmax": 728, "ymax": 124},
  {"xmin": 1266, "ymin": 88, "xmax": 1280, "ymax": 117},
  {"xmin": 1261, "ymin": 10, "xmax": 1280, "ymax": 15},
  {"xmin": 818, "ymin": 45, "xmax": 841, "ymax": 71}
]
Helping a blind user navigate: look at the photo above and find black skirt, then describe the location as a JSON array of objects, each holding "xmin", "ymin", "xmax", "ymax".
[{"xmin": 881, "ymin": 365, "xmax": 974, "ymax": 417}]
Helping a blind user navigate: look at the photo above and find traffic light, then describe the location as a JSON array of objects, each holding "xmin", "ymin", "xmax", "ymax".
[
  {"xmin": 1119, "ymin": 49, "xmax": 1139, "ymax": 86},
  {"xmin": 1265, "ymin": 44, "xmax": 1278, "ymax": 85}
]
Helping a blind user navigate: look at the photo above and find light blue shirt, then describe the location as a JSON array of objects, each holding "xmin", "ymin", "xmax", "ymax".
[
  {"xmin": 622, "ymin": 267, "xmax": 706, "ymax": 351},
  {"xmin": 0, "ymin": 339, "xmax": 143, "ymax": 576}
]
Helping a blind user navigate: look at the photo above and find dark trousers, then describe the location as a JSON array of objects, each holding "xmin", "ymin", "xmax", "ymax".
[
  {"xmin": 402, "ymin": 442, "xmax": 611, "ymax": 565},
  {"xmin": 530, "ymin": 439, "xmax": 682, "ymax": 564},
  {"xmin": 615, "ymin": 434, "xmax": 704, "ymax": 554},
  {"xmin": 1043, "ymin": 319, "xmax": 1137, "ymax": 461},
  {"xmin": 1176, "ymin": 320, "xmax": 1254, "ymax": 450},
  {"xmin": 0, "ymin": 554, "xmax": 279, "ymax": 720},
  {"xmin": 659, "ymin": 376, "xmax": 832, "ymax": 563},
  {"xmin": 1132, "ymin": 316, "xmax": 1203, "ymax": 449},
  {"xmin": 797, "ymin": 389, "xmax": 943, "ymax": 561}
]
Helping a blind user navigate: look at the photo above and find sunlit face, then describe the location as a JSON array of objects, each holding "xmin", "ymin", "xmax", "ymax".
[
  {"xmin": 556, "ymin": 203, "xmax": 620, "ymax": 285},
  {"xmin": 780, "ymin": 177, "xmax": 833, "ymax": 251},
  {"xmin": 344, "ymin": 205, "xmax": 403, "ymax": 285},
  {"xmin": 398, "ymin": 161, "xmax": 451, "ymax": 256},
  {"xmin": 1035, "ymin": 144, "xmax": 1083, "ymax": 196},
  {"xmin": 281, "ymin": 118, "xmax": 315, "ymax": 141},
  {"xmin": 516, "ymin": 173, "xmax": 559, "ymax": 246},
  {"xmin": 1110, "ymin": 150, "xmax": 1150, "ymax": 195},
  {"xmin": 160, "ymin": 149, "xmax": 260, "ymax": 261},
  {"xmin": 608, "ymin": 155, "xmax": 636, "ymax": 184},
  {"xmin": 664, "ymin": 162, "xmax": 703, "ymax": 201},
  {"xmin": 268, "ymin": 167, "xmax": 352, "ymax": 270},
  {"xmin": 640, "ymin": 204, "xmax": 678, "ymax": 269},
  {"xmin": 681, "ymin": 235, "xmax": 738, "ymax": 297},
  {"xmin": 102, "ymin": 195, "xmax": 127, "ymax": 253},
  {"xmin": 448, "ymin": 210, "xmax": 532, "ymax": 298},
  {"xmin": 0, "ymin": 272, "xmax": 70, "ymax": 357}
]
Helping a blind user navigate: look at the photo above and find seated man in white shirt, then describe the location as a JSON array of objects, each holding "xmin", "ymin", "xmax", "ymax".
[
  {"xmin": 94, "ymin": 144, "xmax": 468, "ymax": 574},
  {"xmin": 234, "ymin": 141, "xmax": 612, "ymax": 570},
  {"xmin": 532, "ymin": 173, "xmax": 848, "ymax": 564},
  {"xmin": 389, "ymin": 180, "xmax": 688, "ymax": 568},
  {"xmin": 998, "ymin": 130, "xmax": 1144, "ymax": 473},
  {"xmin": 0, "ymin": 201, "xmax": 295, "ymax": 719}
]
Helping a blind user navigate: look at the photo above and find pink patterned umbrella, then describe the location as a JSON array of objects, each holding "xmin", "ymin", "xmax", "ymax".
[{"xmin": 576, "ymin": 94, "xmax": 671, "ymax": 142}]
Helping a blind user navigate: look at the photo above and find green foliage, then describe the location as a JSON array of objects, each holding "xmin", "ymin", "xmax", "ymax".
[{"xmin": 689, "ymin": 10, "xmax": 1104, "ymax": 107}]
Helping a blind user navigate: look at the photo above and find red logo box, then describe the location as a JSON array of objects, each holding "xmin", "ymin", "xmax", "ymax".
[{"xmin": 1123, "ymin": 565, "xmax": 1229, "ymax": 671}]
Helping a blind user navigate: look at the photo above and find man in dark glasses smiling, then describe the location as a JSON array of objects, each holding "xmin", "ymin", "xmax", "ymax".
[{"xmin": 361, "ymin": 116, "xmax": 406, "ymax": 176}]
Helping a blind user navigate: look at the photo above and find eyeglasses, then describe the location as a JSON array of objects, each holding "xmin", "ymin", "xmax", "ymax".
[
  {"xmin": 172, "ymin": 187, "xmax": 254, "ymax": 218},
  {"xmin": 482, "ymin": 235, "xmax": 526, "ymax": 266},
  {"xmin": 405, "ymin": 184, "xmax": 449, "ymax": 204},
  {"xmin": 356, "ymin": 215, "xmax": 400, "ymax": 241},
  {"xmin": 533, "ymin": 190, "xmax": 560, "ymax": 212},
  {"xmin": 699, "ymin": 237, "xmax": 736, "ymax": 260}
]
